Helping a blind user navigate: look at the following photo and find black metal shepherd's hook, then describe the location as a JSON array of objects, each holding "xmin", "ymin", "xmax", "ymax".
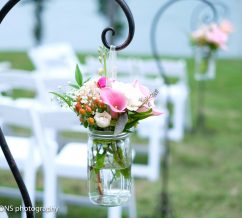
[
  {"xmin": 101, "ymin": 0, "xmax": 135, "ymax": 51},
  {"xmin": 0, "ymin": 2, "xmax": 34, "ymax": 218},
  {"xmin": 150, "ymin": 1, "xmax": 218, "ymax": 218}
]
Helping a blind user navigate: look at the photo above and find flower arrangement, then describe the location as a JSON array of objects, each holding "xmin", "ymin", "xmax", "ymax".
[
  {"xmin": 191, "ymin": 20, "xmax": 233, "ymax": 79},
  {"xmin": 51, "ymin": 46, "xmax": 162, "ymax": 206},
  {"xmin": 191, "ymin": 20, "xmax": 233, "ymax": 51},
  {"xmin": 52, "ymin": 46, "xmax": 161, "ymax": 134}
]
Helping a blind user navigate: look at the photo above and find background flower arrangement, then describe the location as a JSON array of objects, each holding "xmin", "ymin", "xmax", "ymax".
[
  {"xmin": 190, "ymin": 20, "xmax": 233, "ymax": 80},
  {"xmin": 191, "ymin": 20, "xmax": 233, "ymax": 51}
]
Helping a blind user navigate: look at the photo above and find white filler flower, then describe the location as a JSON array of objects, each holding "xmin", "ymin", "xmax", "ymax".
[{"xmin": 94, "ymin": 111, "xmax": 112, "ymax": 128}]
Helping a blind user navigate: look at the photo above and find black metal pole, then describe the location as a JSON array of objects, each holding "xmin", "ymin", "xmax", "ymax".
[
  {"xmin": 0, "ymin": 1, "xmax": 34, "ymax": 217},
  {"xmin": 196, "ymin": 79, "xmax": 206, "ymax": 130},
  {"xmin": 0, "ymin": 128, "xmax": 34, "ymax": 218}
]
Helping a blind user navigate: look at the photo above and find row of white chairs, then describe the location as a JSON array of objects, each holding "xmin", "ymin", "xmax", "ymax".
[
  {"xmin": 0, "ymin": 70, "xmax": 165, "ymax": 218},
  {"xmin": 0, "ymin": 100, "xmax": 141, "ymax": 218}
]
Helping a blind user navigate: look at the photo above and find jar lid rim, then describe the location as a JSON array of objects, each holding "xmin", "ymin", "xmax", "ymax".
[{"xmin": 89, "ymin": 130, "xmax": 129, "ymax": 138}]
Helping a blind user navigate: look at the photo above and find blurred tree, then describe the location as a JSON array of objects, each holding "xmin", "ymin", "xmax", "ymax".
[
  {"xmin": 97, "ymin": 0, "xmax": 124, "ymax": 44},
  {"xmin": 24, "ymin": 0, "xmax": 48, "ymax": 45}
]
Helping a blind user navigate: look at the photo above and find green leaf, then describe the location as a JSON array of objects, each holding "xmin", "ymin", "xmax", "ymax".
[
  {"xmin": 96, "ymin": 153, "xmax": 106, "ymax": 170},
  {"xmin": 125, "ymin": 119, "xmax": 139, "ymax": 130},
  {"xmin": 68, "ymin": 83, "xmax": 80, "ymax": 89},
  {"xmin": 50, "ymin": 92, "xmax": 73, "ymax": 107},
  {"xmin": 129, "ymin": 109, "xmax": 153, "ymax": 119},
  {"xmin": 75, "ymin": 64, "xmax": 83, "ymax": 87},
  {"xmin": 83, "ymin": 121, "xmax": 88, "ymax": 128},
  {"xmin": 120, "ymin": 167, "xmax": 131, "ymax": 179}
]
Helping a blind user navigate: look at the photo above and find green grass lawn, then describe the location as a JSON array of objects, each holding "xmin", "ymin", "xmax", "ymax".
[{"xmin": 0, "ymin": 52, "xmax": 242, "ymax": 218}]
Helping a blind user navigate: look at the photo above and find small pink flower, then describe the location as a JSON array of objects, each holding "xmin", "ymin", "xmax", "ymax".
[
  {"xmin": 100, "ymin": 88, "xmax": 128, "ymax": 113},
  {"xmin": 97, "ymin": 77, "xmax": 107, "ymax": 88}
]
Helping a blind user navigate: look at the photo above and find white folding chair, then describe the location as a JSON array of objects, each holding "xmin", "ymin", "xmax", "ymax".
[
  {"xmin": 28, "ymin": 42, "xmax": 85, "ymax": 77},
  {"xmin": 132, "ymin": 113, "xmax": 166, "ymax": 181},
  {"xmin": 37, "ymin": 108, "xmax": 136, "ymax": 218},
  {"xmin": 0, "ymin": 101, "xmax": 42, "ymax": 218},
  {"xmin": 0, "ymin": 69, "xmax": 73, "ymax": 108},
  {"xmin": 0, "ymin": 70, "xmax": 45, "ymax": 137},
  {"xmin": 0, "ymin": 69, "xmax": 40, "ymax": 102},
  {"xmin": 136, "ymin": 59, "xmax": 192, "ymax": 141}
]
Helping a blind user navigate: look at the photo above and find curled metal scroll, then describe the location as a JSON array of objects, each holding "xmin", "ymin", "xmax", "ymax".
[
  {"xmin": 101, "ymin": 0, "xmax": 135, "ymax": 51},
  {"xmin": 150, "ymin": 0, "xmax": 218, "ymax": 84},
  {"xmin": 191, "ymin": 0, "xmax": 230, "ymax": 30},
  {"xmin": 0, "ymin": 0, "xmax": 20, "ymax": 23}
]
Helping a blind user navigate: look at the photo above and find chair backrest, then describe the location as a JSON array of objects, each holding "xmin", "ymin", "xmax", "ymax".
[
  {"xmin": 0, "ymin": 69, "xmax": 76, "ymax": 106},
  {"xmin": 28, "ymin": 42, "xmax": 82, "ymax": 75},
  {"xmin": 34, "ymin": 74, "xmax": 76, "ymax": 105},
  {"xmin": 0, "ymin": 70, "xmax": 48, "ymax": 106},
  {"xmin": 38, "ymin": 108, "xmax": 83, "ymax": 132},
  {"xmin": 0, "ymin": 70, "xmax": 38, "ymax": 92},
  {"xmin": 37, "ymin": 108, "xmax": 88, "ymax": 158},
  {"xmin": 132, "ymin": 114, "xmax": 166, "ymax": 181},
  {"xmin": 0, "ymin": 101, "xmax": 34, "ymax": 129},
  {"xmin": 136, "ymin": 59, "xmax": 188, "ymax": 86}
]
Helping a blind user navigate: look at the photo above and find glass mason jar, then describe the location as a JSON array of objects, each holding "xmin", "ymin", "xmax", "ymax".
[
  {"xmin": 194, "ymin": 46, "xmax": 217, "ymax": 81},
  {"xmin": 88, "ymin": 131, "xmax": 132, "ymax": 207}
]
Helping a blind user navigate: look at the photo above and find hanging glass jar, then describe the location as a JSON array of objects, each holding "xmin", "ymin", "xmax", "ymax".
[
  {"xmin": 194, "ymin": 46, "xmax": 217, "ymax": 81},
  {"xmin": 88, "ymin": 131, "xmax": 132, "ymax": 207}
]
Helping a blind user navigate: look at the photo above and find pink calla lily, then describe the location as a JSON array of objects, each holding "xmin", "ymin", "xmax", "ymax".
[{"xmin": 100, "ymin": 88, "xmax": 128, "ymax": 113}]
